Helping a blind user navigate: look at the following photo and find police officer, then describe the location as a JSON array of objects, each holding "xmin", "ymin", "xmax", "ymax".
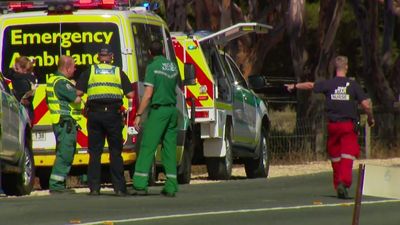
[
  {"xmin": 76, "ymin": 45, "xmax": 133, "ymax": 196},
  {"xmin": 47, "ymin": 55, "xmax": 82, "ymax": 194},
  {"xmin": 133, "ymin": 40, "xmax": 179, "ymax": 197},
  {"xmin": 285, "ymin": 55, "xmax": 375, "ymax": 199}
]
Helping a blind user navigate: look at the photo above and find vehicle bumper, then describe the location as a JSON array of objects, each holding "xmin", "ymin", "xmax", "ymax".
[{"xmin": 34, "ymin": 151, "xmax": 136, "ymax": 167}]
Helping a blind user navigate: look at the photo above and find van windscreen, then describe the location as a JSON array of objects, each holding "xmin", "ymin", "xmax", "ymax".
[{"xmin": 1, "ymin": 23, "xmax": 122, "ymax": 84}]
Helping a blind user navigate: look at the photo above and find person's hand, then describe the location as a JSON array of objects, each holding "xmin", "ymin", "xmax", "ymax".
[
  {"xmin": 367, "ymin": 116, "xmax": 375, "ymax": 127},
  {"xmin": 284, "ymin": 83, "xmax": 296, "ymax": 92},
  {"xmin": 134, "ymin": 116, "xmax": 141, "ymax": 132},
  {"xmin": 20, "ymin": 98, "xmax": 30, "ymax": 106}
]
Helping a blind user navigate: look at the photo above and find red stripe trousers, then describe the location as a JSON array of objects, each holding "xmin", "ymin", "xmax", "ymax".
[{"xmin": 327, "ymin": 121, "xmax": 359, "ymax": 189}]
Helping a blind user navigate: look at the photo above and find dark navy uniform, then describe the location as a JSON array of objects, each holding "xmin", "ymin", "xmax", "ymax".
[{"xmin": 76, "ymin": 63, "xmax": 132, "ymax": 195}]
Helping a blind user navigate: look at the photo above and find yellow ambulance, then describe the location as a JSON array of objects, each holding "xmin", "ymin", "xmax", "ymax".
[{"xmin": 0, "ymin": 0, "xmax": 193, "ymax": 188}]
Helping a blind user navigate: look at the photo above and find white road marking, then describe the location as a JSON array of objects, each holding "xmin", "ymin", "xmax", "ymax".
[{"xmin": 79, "ymin": 199, "xmax": 400, "ymax": 225}]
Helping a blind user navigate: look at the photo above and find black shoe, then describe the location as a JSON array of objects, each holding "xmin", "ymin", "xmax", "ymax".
[
  {"xmin": 49, "ymin": 189, "xmax": 75, "ymax": 195},
  {"xmin": 88, "ymin": 190, "xmax": 100, "ymax": 196},
  {"xmin": 161, "ymin": 190, "xmax": 176, "ymax": 198},
  {"xmin": 131, "ymin": 189, "xmax": 148, "ymax": 196},
  {"xmin": 337, "ymin": 183, "xmax": 349, "ymax": 199},
  {"xmin": 115, "ymin": 190, "xmax": 127, "ymax": 197}
]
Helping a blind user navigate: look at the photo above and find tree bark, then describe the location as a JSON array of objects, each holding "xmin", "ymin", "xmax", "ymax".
[
  {"xmin": 166, "ymin": 0, "xmax": 188, "ymax": 32},
  {"xmin": 287, "ymin": 0, "xmax": 309, "ymax": 118},
  {"xmin": 382, "ymin": 0, "xmax": 395, "ymax": 74},
  {"xmin": 220, "ymin": 0, "xmax": 232, "ymax": 29},
  {"xmin": 306, "ymin": 0, "xmax": 345, "ymax": 158},
  {"xmin": 350, "ymin": 0, "xmax": 396, "ymax": 146}
]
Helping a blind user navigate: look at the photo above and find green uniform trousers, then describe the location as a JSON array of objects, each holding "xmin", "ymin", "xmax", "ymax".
[
  {"xmin": 49, "ymin": 117, "xmax": 77, "ymax": 191},
  {"xmin": 133, "ymin": 106, "xmax": 178, "ymax": 194}
]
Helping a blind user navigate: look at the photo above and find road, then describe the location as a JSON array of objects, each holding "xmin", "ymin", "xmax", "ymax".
[{"xmin": 1, "ymin": 171, "xmax": 399, "ymax": 225}]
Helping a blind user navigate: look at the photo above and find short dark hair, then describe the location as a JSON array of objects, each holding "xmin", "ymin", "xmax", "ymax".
[{"xmin": 149, "ymin": 40, "xmax": 163, "ymax": 56}]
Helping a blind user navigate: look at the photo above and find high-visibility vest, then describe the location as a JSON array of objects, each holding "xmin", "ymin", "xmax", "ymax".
[
  {"xmin": 46, "ymin": 75, "xmax": 82, "ymax": 124},
  {"xmin": 87, "ymin": 64, "xmax": 123, "ymax": 101}
]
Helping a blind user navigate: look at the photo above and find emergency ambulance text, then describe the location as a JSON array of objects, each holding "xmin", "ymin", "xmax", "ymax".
[{"xmin": 11, "ymin": 29, "xmax": 113, "ymax": 48}]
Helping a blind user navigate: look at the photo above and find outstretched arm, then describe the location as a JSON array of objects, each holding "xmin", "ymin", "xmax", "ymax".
[{"xmin": 284, "ymin": 82, "xmax": 315, "ymax": 92}]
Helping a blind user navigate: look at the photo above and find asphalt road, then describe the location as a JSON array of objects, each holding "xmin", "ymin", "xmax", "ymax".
[{"xmin": 1, "ymin": 171, "xmax": 399, "ymax": 225}]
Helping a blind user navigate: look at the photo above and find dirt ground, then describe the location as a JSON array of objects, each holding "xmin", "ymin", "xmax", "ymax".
[{"xmin": 190, "ymin": 157, "xmax": 400, "ymax": 184}]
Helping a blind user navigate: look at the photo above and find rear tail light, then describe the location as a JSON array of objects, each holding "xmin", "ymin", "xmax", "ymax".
[{"xmin": 195, "ymin": 111, "xmax": 209, "ymax": 118}]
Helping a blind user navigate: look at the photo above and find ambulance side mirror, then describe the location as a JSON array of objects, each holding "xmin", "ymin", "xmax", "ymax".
[{"xmin": 183, "ymin": 63, "xmax": 196, "ymax": 86}]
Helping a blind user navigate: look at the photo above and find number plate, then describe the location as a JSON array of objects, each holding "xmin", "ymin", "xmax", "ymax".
[{"xmin": 33, "ymin": 131, "xmax": 46, "ymax": 141}]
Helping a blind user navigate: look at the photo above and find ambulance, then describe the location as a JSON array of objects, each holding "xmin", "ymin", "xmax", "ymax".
[
  {"xmin": 0, "ymin": 0, "xmax": 194, "ymax": 188},
  {"xmin": 172, "ymin": 23, "xmax": 272, "ymax": 180}
]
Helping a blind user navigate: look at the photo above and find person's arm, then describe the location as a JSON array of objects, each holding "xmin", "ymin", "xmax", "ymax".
[
  {"xmin": 120, "ymin": 70, "xmax": 134, "ymax": 99},
  {"xmin": 361, "ymin": 99, "xmax": 375, "ymax": 127},
  {"xmin": 76, "ymin": 68, "xmax": 89, "ymax": 97},
  {"xmin": 285, "ymin": 82, "xmax": 315, "ymax": 92},
  {"xmin": 134, "ymin": 85, "xmax": 153, "ymax": 131}
]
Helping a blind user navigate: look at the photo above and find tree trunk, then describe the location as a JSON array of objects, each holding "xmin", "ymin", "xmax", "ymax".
[
  {"xmin": 220, "ymin": 0, "xmax": 232, "ymax": 29},
  {"xmin": 166, "ymin": 0, "xmax": 188, "ymax": 32},
  {"xmin": 382, "ymin": 0, "xmax": 395, "ymax": 74},
  {"xmin": 287, "ymin": 0, "xmax": 309, "ymax": 118},
  {"xmin": 307, "ymin": 0, "xmax": 345, "ymax": 158},
  {"xmin": 350, "ymin": 0, "xmax": 397, "ymax": 147}
]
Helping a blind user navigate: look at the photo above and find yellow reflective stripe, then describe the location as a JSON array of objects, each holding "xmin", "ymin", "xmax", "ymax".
[
  {"xmin": 331, "ymin": 157, "xmax": 341, "ymax": 162},
  {"xmin": 341, "ymin": 154, "xmax": 356, "ymax": 160},
  {"xmin": 50, "ymin": 174, "xmax": 65, "ymax": 182},
  {"xmin": 216, "ymin": 101, "xmax": 232, "ymax": 111},
  {"xmin": 166, "ymin": 174, "xmax": 177, "ymax": 179},
  {"xmin": 134, "ymin": 172, "xmax": 148, "ymax": 177}
]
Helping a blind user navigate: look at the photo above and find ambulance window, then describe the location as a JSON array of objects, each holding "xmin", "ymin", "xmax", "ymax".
[
  {"xmin": 165, "ymin": 31, "xmax": 183, "ymax": 87},
  {"xmin": 1, "ymin": 23, "xmax": 121, "ymax": 84},
  {"xmin": 131, "ymin": 23, "xmax": 164, "ymax": 82},
  {"xmin": 224, "ymin": 54, "xmax": 248, "ymax": 88}
]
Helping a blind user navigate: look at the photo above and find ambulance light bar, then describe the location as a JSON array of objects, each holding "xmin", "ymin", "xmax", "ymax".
[
  {"xmin": 198, "ymin": 22, "xmax": 273, "ymax": 46},
  {"xmin": 0, "ymin": 0, "xmax": 129, "ymax": 14}
]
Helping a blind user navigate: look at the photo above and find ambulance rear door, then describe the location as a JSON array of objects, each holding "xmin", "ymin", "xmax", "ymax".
[
  {"xmin": 0, "ymin": 14, "xmax": 125, "ymax": 154},
  {"xmin": 172, "ymin": 35, "xmax": 216, "ymax": 123}
]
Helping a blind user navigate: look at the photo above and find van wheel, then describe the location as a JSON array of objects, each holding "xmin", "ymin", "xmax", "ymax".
[
  {"xmin": 37, "ymin": 168, "xmax": 51, "ymax": 190},
  {"xmin": 244, "ymin": 129, "xmax": 269, "ymax": 178},
  {"xmin": 178, "ymin": 131, "xmax": 194, "ymax": 184},
  {"xmin": 206, "ymin": 122, "xmax": 233, "ymax": 180},
  {"xmin": 130, "ymin": 159, "xmax": 157, "ymax": 187},
  {"xmin": 3, "ymin": 144, "xmax": 35, "ymax": 196},
  {"xmin": 148, "ymin": 159, "xmax": 157, "ymax": 186}
]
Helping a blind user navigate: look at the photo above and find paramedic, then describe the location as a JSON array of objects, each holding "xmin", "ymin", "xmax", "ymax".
[
  {"xmin": 285, "ymin": 55, "xmax": 375, "ymax": 199},
  {"xmin": 47, "ymin": 55, "xmax": 82, "ymax": 194},
  {"xmin": 132, "ymin": 40, "xmax": 179, "ymax": 197}
]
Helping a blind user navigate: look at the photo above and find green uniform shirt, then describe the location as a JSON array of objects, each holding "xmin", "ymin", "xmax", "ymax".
[
  {"xmin": 144, "ymin": 56, "xmax": 178, "ymax": 105},
  {"xmin": 53, "ymin": 71, "xmax": 78, "ymax": 107}
]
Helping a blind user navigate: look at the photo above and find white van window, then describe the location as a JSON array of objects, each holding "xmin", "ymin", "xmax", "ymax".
[{"xmin": 1, "ymin": 23, "xmax": 121, "ymax": 84}]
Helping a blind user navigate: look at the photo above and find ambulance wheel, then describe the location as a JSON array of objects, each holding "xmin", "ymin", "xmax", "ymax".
[
  {"xmin": 148, "ymin": 159, "xmax": 157, "ymax": 186},
  {"xmin": 178, "ymin": 130, "xmax": 194, "ymax": 184},
  {"xmin": 244, "ymin": 129, "xmax": 269, "ymax": 178},
  {"xmin": 206, "ymin": 122, "xmax": 233, "ymax": 180},
  {"xmin": 3, "ymin": 143, "xmax": 35, "ymax": 196},
  {"xmin": 37, "ymin": 168, "xmax": 51, "ymax": 190}
]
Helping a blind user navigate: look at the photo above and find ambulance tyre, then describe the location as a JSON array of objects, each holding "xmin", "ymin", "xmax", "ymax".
[
  {"xmin": 244, "ymin": 129, "xmax": 269, "ymax": 178},
  {"xmin": 178, "ymin": 130, "xmax": 194, "ymax": 184},
  {"xmin": 3, "ymin": 142, "xmax": 35, "ymax": 196},
  {"xmin": 37, "ymin": 168, "xmax": 51, "ymax": 190},
  {"xmin": 129, "ymin": 159, "xmax": 157, "ymax": 186},
  {"xmin": 206, "ymin": 122, "xmax": 233, "ymax": 180}
]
